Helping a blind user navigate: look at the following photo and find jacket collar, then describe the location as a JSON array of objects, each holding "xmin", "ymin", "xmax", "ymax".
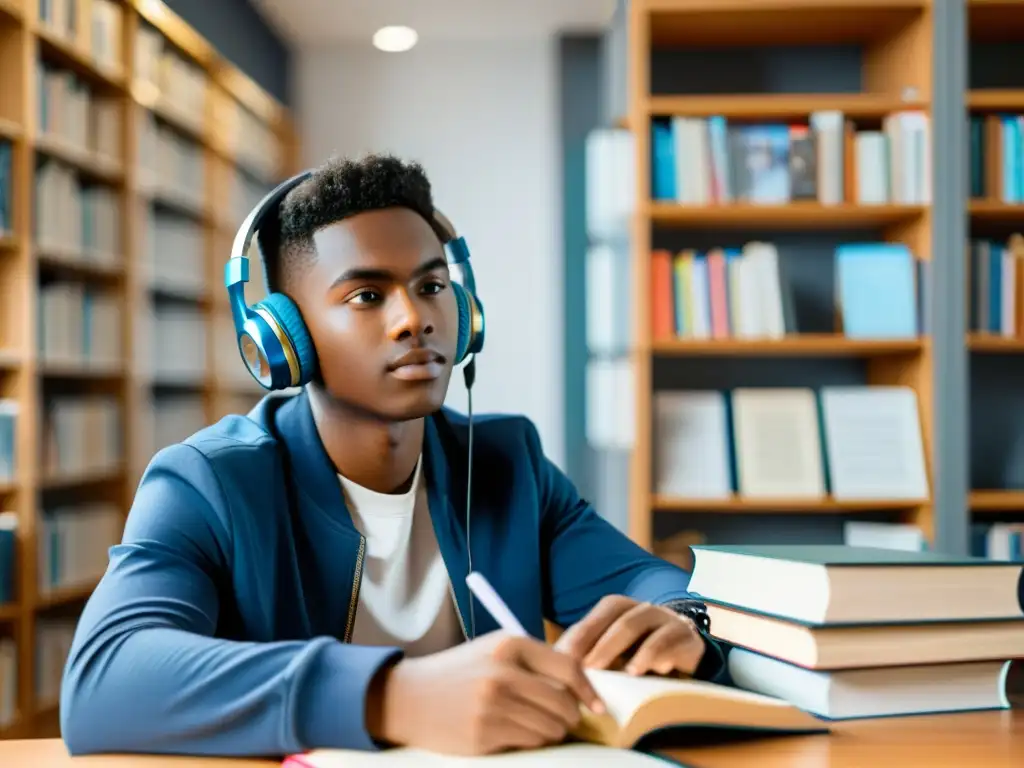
[{"xmin": 271, "ymin": 389, "xmax": 476, "ymax": 637}]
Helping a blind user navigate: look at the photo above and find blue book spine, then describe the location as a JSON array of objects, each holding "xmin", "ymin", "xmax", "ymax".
[
  {"xmin": 989, "ymin": 244, "xmax": 1003, "ymax": 333},
  {"xmin": 0, "ymin": 526, "xmax": 12, "ymax": 604},
  {"xmin": 651, "ymin": 120, "xmax": 676, "ymax": 201},
  {"xmin": 1001, "ymin": 116, "xmax": 1018, "ymax": 202}
]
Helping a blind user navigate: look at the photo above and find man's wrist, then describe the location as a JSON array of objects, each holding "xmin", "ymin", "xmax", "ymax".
[
  {"xmin": 660, "ymin": 598, "xmax": 710, "ymax": 634},
  {"xmin": 660, "ymin": 598, "xmax": 727, "ymax": 681},
  {"xmin": 365, "ymin": 658, "xmax": 406, "ymax": 746}
]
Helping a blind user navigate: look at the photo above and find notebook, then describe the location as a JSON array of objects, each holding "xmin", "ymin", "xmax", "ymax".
[{"xmin": 284, "ymin": 667, "xmax": 827, "ymax": 765}]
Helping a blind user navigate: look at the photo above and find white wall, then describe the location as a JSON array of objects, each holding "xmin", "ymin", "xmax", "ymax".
[{"xmin": 295, "ymin": 39, "xmax": 565, "ymax": 468}]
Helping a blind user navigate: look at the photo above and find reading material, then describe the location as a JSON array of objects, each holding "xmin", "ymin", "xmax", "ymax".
[
  {"xmin": 286, "ymin": 668, "xmax": 826, "ymax": 767},
  {"xmin": 284, "ymin": 743, "xmax": 668, "ymax": 767},
  {"xmin": 572, "ymin": 668, "xmax": 826, "ymax": 749},
  {"xmin": 727, "ymin": 649, "xmax": 1018, "ymax": 720},
  {"xmin": 687, "ymin": 544, "xmax": 1024, "ymax": 625}
]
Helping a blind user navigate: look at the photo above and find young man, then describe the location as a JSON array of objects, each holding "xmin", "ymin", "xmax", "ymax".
[{"xmin": 60, "ymin": 155, "xmax": 725, "ymax": 758}]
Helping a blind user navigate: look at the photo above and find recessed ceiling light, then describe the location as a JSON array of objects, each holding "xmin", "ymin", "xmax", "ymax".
[{"xmin": 373, "ymin": 25, "xmax": 418, "ymax": 53}]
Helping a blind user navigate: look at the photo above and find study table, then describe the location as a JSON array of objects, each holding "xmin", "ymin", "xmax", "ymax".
[{"xmin": 0, "ymin": 711, "xmax": 1021, "ymax": 767}]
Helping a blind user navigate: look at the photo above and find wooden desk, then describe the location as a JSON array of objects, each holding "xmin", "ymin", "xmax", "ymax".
[
  {"xmin": 0, "ymin": 711, "xmax": 1021, "ymax": 766},
  {"xmin": 665, "ymin": 711, "xmax": 1024, "ymax": 767}
]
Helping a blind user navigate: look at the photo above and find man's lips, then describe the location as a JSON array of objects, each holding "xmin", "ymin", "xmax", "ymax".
[{"xmin": 387, "ymin": 348, "xmax": 445, "ymax": 381}]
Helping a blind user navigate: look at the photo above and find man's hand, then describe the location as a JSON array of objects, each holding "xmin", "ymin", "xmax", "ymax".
[
  {"xmin": 553, "ymin": 595, "xmax": 705, "ymax": 677},
  {"xmin": 368, "ymin": 631, "xmax": 606, "ymax": 756}
]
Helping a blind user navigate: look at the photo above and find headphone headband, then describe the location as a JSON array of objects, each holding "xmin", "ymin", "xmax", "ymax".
[{"xmin": 225, "ymin": 166, "xmax": 486, "ymax": 391}]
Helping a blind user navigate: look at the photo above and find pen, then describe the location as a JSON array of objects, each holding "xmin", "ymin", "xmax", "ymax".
[
  {"xmin": 466, "ymin": 571, "xmax": 528, "ymax": 637},
  {"xmin": 467, "ymin": 571, "xmax": 607, "ymax": 716}
]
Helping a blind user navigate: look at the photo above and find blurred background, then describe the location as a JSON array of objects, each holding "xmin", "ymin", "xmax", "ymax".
[{"xmin": 0, "ymin": 0, "xmax": 1022, "ymax": 741}]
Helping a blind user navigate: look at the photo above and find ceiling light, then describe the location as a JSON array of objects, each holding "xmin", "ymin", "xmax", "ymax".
[{"xmin": 373, "ymin": 25, "xmax": 418, "ymax": 53}]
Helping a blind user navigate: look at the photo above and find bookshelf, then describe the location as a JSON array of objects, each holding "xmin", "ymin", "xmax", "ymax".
[
  {"xmin": 579, "ymin": 0, "xmax": 989, "ymax": 563},
  {"xmin": 0, "ymin": 0, "xmax": 298, "ymax": 739},
  {"xmin": 580, "ymin": 0, "xmax": 1024, "ymax": 564}
]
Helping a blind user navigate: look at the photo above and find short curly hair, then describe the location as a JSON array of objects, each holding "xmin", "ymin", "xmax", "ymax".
[{"xmin": 260, "ymin": 153, "xmax": 437, "ymax": 292}]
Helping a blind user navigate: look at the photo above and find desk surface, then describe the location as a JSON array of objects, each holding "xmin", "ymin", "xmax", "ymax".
[{"xmin": 1, "ymin": 711, "xmax": 1021, "ymax": 767}]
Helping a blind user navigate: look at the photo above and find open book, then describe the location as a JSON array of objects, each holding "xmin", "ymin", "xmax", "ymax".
[
  {"xmin": 284, "ymin": 669, "xmax": 827, "ymax": 766},
  {"xmin": 574, "ymin": 668, "xmax": 826, "ymax": 748}
]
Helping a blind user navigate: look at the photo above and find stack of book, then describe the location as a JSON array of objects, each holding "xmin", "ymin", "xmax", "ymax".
[{"xmin": 687, "ymin": 544, "xmax": 1024, "ymax": 719}]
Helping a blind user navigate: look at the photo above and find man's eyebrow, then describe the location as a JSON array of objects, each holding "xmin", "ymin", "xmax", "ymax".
[{"xmin": 329, "ymin": 256, "xmax": 449, "ymax": 291}]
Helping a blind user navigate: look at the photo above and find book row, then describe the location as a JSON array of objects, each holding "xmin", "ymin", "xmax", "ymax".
[
  {"xmin": 35, "ymin": 159, "xmax": 121, "ymax": 259},
  {"xmin": 650, "ymin": 240, "xmax": 923, "ymax": 342},
  {"xmin": 0, "ymin": 616, "xmax": 100, "ymax": 726},
  {"xmin": 143, "ymin": 212, "xmax": 207, "ymax": 298},
  {"xmin": 40, "ymin": 0, "xmax": 280, "ymax": 182},
  {"xmin": 137, "ymin": 113, "xmax": 206, "ymax": 215},
  {"xmin": 39, "ymin": 0, "xmax": 121, "ymax": 77},
  {"xmin": 651, "ymin": 111, "xmax": 930, "ymax": 207},
  {"xmin": 969, "ymin": 234, "xmax": 1024, "ymax": 337},
  {"xmin": 38, "ymin": 395, "xmax": 121, "ymax": 481},
  {"xmin": 38, "ymin": 280, "xmax": 122, "ymax": 369},
  {"xmin": 38, "ymin": 59, "xmax": 122, "ymax": 167},
  {"xmin": 26, "ymin": 275, "xmax": 262, "ymax": 384},
  {"xmin": 37, "ymin": 501, "xmax": 123, "ymax": 597},
  {"xmin": 0, "ymin": 390, "xmax": 254, "ymax": 491},
  {"xmin": 4, "ymin": 396, "xmax": 119, "ymax": 482},
  {"xmin": 653, "ymin": 386, "xmax": 927, "ymax": 501},
  {"xmin": 969, "ymin": 112, "xmax": 1024, "ymax": 204}
]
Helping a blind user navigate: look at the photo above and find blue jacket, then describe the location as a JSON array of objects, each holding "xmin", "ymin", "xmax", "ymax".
[{"xmin": 60, "ymin": 389, "xmax": 724, "ymax": 757}]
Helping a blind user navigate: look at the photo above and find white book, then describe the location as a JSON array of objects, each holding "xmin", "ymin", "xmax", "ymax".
[
  {"xmin": 809, "ymin": 110, "xmax": 844, "ymax": 205},
  {"xmin": 731, "ymin": 388, "xmax": 826, "ymax": 498},
  {"xmin": 653, "ymin": 391, "xmax": 731, "ymax": 499},
  {"xmin": 819, "ymin": 386, "xmax": 928, "ymax": 500},
  {"xmin": 854, "ymin": 132, "xmax": 889, "ymax": 204}
]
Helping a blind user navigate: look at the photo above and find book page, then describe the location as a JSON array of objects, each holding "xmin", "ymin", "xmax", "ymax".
[{"xmin": 584, "ymin": 668, "xmax": 796, "ymax": 727}]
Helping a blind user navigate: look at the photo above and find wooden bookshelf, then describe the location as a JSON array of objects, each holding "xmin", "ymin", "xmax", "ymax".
[
  {"xmin": 0, "ymin": 0, "xmax": 299, "ymax": 740},
  {"xmin": 620, "ymin": 0, "xmax": 936, "ymax": 551}
]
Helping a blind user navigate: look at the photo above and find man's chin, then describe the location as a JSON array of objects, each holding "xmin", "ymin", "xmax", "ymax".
[{"xmin": 384, "ymin": 395, "xmax": 447, "ymax": 421}]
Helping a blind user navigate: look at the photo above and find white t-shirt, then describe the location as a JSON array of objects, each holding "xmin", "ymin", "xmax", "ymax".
[{"xmin": 338, "ymin": 456, "xmax": 464, "ymax": 657}]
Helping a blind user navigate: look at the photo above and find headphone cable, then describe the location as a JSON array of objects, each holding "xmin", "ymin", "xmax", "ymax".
[{"xmin": 463, "ymin": 357, "xmax": 476, "ymax": 639}]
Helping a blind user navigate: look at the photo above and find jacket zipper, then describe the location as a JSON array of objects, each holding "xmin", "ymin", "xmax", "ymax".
[
  {"xmin": 447, "ymin": 579, "xmax": 470, "ymax": 640},
  {"xmin": 342, "ymin": 534, "xmax": 471, "ymax": 643},
  {"xmin": 342, "ymin": 536, "xmax": 366, "ymax": 643}
]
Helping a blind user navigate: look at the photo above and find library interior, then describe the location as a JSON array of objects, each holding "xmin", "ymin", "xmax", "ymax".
[{"xmin": 0, "ymin": 0, "xmax": 1022, "ymax": 766}]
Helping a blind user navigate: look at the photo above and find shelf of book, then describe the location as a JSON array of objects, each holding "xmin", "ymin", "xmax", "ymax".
[
  {"xmin": 576, "ymin": 0, "xmax": 938, "ymax": 557},
  {"xmin": 0, "ymin": 0, "xmax": 299, "ymax": 740}
]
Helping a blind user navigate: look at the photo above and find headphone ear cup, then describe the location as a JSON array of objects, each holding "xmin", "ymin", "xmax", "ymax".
[
  {"xmin": 452, "ymin": 283, "xmax": 473, "ymax": 364},
  {"xmin": 257, "ymin": 293, "xmax": 318, "ymax": 386}
]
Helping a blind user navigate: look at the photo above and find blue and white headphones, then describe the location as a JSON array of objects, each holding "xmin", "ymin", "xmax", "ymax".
[{"xmin": 225, "ymin": 169, "xmax": 486, "ymax": 391}]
